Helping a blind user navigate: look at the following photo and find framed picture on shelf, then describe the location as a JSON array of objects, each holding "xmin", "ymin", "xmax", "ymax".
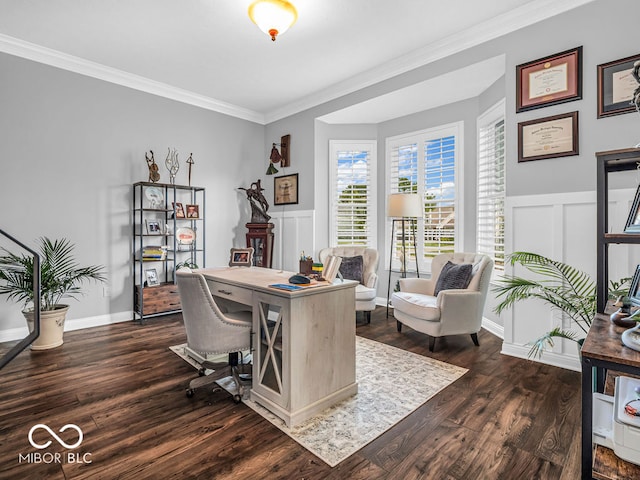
[
  {"xmin": 145, "ymin": 268, "xmax": 160, "ymax": 287},
  {"xmin": 229, "ymin": 247, "xmax": 254, "ymax": 267},
  {"xmin": 516, "ymin": 46, "xmax": 582, "ymax": 113},
  {"xmin": 597, "ymin": 53, "xmax": 640, "ymax": 118},
  {"xmin": 628, "ymin": 265, "xmax": 640, "ymax": 306},
  {"xmin": 173, "ymin": 202, "xmax": 185, "ymax": 218},
  {"xmin": 517, "ymin": 111, "xmax": 579, "ymax": 162},
  {"xmin": 185, "ymin": 204, "xmax": 199, "ymax": 218},
  {"xmin": 145, "ymin": 220, "xmax": 162, "ymax": 234},
  {"xmin": 274, "ymin": 173, "xmax": 298, "ymax": 206},
  {"xmin": 624, "ymin": 185, "xmax": 640, "ymax": 233}
]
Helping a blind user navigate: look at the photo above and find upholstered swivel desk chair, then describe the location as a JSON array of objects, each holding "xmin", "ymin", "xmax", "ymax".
[
  {"xmin": 392, "ymin": 253, "xmax": 493, "ymax": 352},
  {"xmin": 318, "ymin": 246, "xmax": 379, "ymax": 323},
  {"xmin": 176, "ymin": 269, "xmax": 252, "ymax": 403}
]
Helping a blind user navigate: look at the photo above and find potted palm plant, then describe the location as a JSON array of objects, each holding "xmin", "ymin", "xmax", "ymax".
[
  {"xmin": 493, "ymin": 251, "xmax": 630, "ymax": 358},
  {"xmin": 0, "ymin": 237, "xmax": 106, "ymax": 350}
]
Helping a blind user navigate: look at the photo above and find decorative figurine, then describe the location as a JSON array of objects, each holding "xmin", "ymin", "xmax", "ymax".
[
  {"xmin": 165, "ymin": 148, "xmax": 179, "ymax": 184},
  {"xmin": 186, "ymin": 153, "xmax": 194, "ymax": 186},
  {"xmin": 145, "ymin": 150, "xmax": 160, "ymax": 183},
  {"xmin": 239, "ymin": 179, "xmax": 271, "ymax": 223}
]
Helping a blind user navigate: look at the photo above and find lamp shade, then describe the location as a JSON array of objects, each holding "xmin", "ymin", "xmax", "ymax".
[
  {"xmin": 387, "ymin": 193, "xmax": 422, "ymax": 218},
  {"xmin": 248, "ymin": 0, "xmax": 298, "ymax": 41}
]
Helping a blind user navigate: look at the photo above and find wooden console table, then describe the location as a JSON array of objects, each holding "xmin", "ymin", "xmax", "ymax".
[{"xmin": 580, "ymin": 314, "xmax": 640, "ymax": 479}]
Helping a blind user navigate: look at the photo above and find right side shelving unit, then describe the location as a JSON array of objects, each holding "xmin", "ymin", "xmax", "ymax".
[{"xmin": 582, "ymin": 147, "xmax": 640, "ymax": 480}]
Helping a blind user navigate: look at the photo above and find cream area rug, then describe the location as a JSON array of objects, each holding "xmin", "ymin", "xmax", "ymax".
[{"xmin": 170, "ymin": 336, "xmax": 467, "ymax": 467}]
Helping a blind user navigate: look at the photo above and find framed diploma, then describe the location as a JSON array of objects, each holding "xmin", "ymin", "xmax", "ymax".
[
  {"xmin": 518, "ymin": 111, "xmax": 579, "ymax": 162},
  {"xmin": 516, "ymin": 46, "xmax": 582, "ymax": 113},
  {"xmin": 597, "ymin": 53, "xmax": 640, "ymax": 118}
]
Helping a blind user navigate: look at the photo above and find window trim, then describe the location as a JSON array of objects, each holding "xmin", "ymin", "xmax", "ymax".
[
  {"xmin": 385, "ymin": 121, "xmax": 463, "ymax": 273},
  {"xmin": 328, "ymin": 139, "xmax": 378, "ymax": 248},
  {"xmin": 476, "ymin": 99, "xmax": 506, "ymax": 272}
]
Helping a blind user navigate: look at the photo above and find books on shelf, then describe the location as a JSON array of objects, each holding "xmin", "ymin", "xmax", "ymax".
[
  {"xmin": 142, "ymin": 245, "xmax": 168, "ymax": 261},
  {"xmin": 322, "ymin": 255, "xmax": 342, "ymax": 283}
]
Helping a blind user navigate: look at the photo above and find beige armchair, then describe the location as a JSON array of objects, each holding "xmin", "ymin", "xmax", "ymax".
[
  {"xmin": 391, "ymin": 252, "xmax": 493, "ymax": 351},
  {"xmin": 318, "ymin": 246, "xmax": 379, "ymax": 323}
]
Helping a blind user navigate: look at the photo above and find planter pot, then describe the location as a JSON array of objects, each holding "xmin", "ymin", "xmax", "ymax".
[{"xmin": 23, "ymin": 305, "xmax": 70, "ymax": 350}]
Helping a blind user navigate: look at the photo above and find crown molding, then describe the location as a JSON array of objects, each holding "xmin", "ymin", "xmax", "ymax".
[
  {"xmin": 0, "ymin": 33, "xmax": 266, "ymax": 124},
  {"xmin": 264, "ymin": 0, "xmax": 597, "ymax": 124},
  {"xmin": 0, "ymin": 0, "xmax": 595, "ymax": 126}
]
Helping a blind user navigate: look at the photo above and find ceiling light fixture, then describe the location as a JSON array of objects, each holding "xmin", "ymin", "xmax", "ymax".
[{"xmin": 248, "ymin": 0, "xmax": 298, "ymax": 42}]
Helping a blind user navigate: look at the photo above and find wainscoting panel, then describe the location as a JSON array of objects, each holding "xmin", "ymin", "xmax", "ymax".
[
  {"xmin": 502, "ymin": 189, "xmax": 640, "ymax": 371},
  {"xmin": 269, "ymin": 210, "xmax": 316, "ymax": 272}
]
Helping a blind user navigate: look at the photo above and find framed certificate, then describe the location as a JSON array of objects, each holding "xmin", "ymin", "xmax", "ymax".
[
  {"xmin": 518, "ymin": 111, "xmax": 579, "ymax": 162},
  {"xmin": 516, "ymin": 47, "xmax": 582, "ymax": 113},
  {"xmin": 597, "ymin": 53, "xmax": 640, "ymax": 118}
]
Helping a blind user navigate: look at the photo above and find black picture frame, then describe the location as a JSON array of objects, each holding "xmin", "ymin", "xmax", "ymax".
[
  {"xmin": 274, "ymin": 173, "xmax": 299, "ymax": 206},
  {"xmin": 516, "ymin": 46, "xmax": 582, "ymax": 113},
  {"xmin": 597, "ymin": 53, "xmax": 640, "ymax": 118},
  {"xmin": 628, "ymin": 265, "xmax": 640, "ymax": 307},
  {"xmin": 517, "ymin": 111, "xmax": 579, "ymax": 162},
  {"xmin": 624, "ymin": 184, "xmax": 640, "ymax": 233}
]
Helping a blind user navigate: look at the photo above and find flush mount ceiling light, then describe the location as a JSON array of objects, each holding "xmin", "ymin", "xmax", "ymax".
[{"xmin": 248, "ymin": 0, "xmax": 298, "ymax": 42}]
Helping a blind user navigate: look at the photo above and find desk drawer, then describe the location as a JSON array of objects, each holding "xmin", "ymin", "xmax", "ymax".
[{"xmin": 206, "ymin": 280, "xmax": 252, "ymax": 306}]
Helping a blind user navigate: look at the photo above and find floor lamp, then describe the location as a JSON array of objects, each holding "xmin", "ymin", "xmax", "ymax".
[{"xmin": 386, "ymin": 193, "xmax": 422, "ymax": 318}]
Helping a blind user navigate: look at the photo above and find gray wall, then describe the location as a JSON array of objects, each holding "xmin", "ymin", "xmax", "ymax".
[{"xmin": 0, "ymin": 53, "xmax": 264, "ymax": 329}]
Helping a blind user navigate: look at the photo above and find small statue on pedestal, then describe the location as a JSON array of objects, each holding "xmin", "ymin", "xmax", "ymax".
[
  {"xmin": 145, "ymin": 150, "xmax": 160, "ymax": 183},
  {"xmin": 239, "ymin": 179, "xmax": 271, "ymax": 223}
]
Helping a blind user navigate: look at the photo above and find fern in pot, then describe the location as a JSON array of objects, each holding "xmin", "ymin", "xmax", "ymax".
[
  {"xmin": 493, "ymin": 251, "xmax": 630, "ymax": 358},
  {"xmin": 0, "ymin": 237, "xmax": 106, "ymax": 350}
]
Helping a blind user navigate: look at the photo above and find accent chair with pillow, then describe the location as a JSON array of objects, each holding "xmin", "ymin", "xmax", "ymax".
[
  {"xmin": 318, "ymin": 246, "xmax": 379, "ymax": 323},
  {"xmin": 391, "ymin": 252, "xmax": 493, "ymax": 351}
]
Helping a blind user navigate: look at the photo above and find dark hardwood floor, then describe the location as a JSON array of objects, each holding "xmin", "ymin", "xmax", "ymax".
[{"xmin": 0, "ymin": 307, "xmax": 581, "ymax": 479}]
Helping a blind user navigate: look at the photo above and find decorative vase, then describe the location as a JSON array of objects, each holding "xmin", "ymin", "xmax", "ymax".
[{"xmin": 23, "ymin": 305, "xmax": 70, "ymax": 350}]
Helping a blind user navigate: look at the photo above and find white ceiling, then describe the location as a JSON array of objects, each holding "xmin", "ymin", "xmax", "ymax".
[{"xmin": 0, "ymin": 0, "xmax": 595, "ymax": 124}]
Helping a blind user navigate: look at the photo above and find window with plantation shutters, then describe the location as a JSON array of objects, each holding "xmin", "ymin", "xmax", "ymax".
[
  {"xmin": 477, "ymin": 100, "xmax": 505, "ymax": 271},
  {"xmin": 386, "ymin": 123, "xmax": 462, "ymax": 271},
  {"xmin": 329, "ymin": 140, "xmax": 377, "ymax": 247}
]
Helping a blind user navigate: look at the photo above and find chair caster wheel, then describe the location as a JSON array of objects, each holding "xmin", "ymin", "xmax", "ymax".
[
  {"xmin": 233, "ymin": 394, "xmax": 242, "ymax": 404},
  {"xmin": 198, "ymin": 368, "xmax": 206, "ymax": 377},
  {"xmin": 186, "ymin": 389, "xmax": 194, "ymax": 398}
]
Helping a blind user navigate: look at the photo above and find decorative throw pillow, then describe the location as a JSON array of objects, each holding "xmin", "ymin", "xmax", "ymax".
[
  {"xmin": 339, "ymin": 255, "xmax": 364, "ymax": 284},
  {"xmin": 434, "ymin": 261, "xmax": 473, "ymax": 296}
]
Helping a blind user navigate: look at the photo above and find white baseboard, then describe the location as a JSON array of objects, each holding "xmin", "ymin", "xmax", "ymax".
[
  {"xmin": 481, "ymin": 317, "xmax": 504, "ymax": 339},
  {"xmin": 0, "ymin": 311, "xmax": 133, "ymax": 343},
  {"xmin": 501, "ymin": 342, "xmax": 580, "ymax": 372}
]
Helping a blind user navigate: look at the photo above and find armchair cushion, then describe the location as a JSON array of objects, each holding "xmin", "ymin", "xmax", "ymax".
[
  {"xmin": 339, "ymin": 255, "xmax": 364, "ymax": 284},
  {"xmin": 434, "ymin": 261, "xmax": 472, "ymax": 296}
]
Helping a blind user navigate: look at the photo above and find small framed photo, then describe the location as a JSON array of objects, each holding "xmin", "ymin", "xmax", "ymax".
[
  {"xmin": 145, "ymin": 220, "xmax": 162, "ymax": 234},
  {"xmin": 628, "ymin": 265, "xmax": 640, "ymax": 306},
  {"xmin": 229, "ymin": 247, "xmax": 254, "ymax": 267},
  {"xmin": 518, "ymin": 111, "xmax": 579, "ymax": 162},
  {"xmin": 516, "ymin": 46, "xmax": 582, "ymax": 113},
  {"xmin": 173, "ymin": 202, "xmax": 185, "ymax": 219},
  {"xmin": 274, "ymin": 173, "xmax": 298, "ymax": 206},
  {"xmin": 145, "ymin": 268, "xmax": 160, "ymax": 287},
  {"xmin": 185, "ymin": 204, "xmax": 199, "ymax": 218},
  {"xmin": 624, "ymin": 185, "xmax": 640, "ymax": 233},
  {"xmin": 597, "ymin": 53, "xmax": 640, "ymax": 118}
]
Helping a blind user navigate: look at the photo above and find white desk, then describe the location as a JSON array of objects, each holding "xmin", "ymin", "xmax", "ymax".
[{"xmin": 199, "ymin": 266, "xmax": 358, "ymax": 427}]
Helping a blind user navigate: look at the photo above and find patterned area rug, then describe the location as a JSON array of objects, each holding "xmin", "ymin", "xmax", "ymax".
[{"xmin": 170, "ymin": 336, "xmax": 467, "ymax": 467}]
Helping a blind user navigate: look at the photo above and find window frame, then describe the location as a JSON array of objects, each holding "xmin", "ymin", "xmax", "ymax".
[
  {"xmin": 476, "ymin": 99, "xmax": 506, "ymax": 272},
  {"xmin": 328, "ymin": 140, "xmax": 378, "ymax": 248},
  {"xmin": 385, "ymin": 122, "xmax": 463, "ymax": 273}
]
